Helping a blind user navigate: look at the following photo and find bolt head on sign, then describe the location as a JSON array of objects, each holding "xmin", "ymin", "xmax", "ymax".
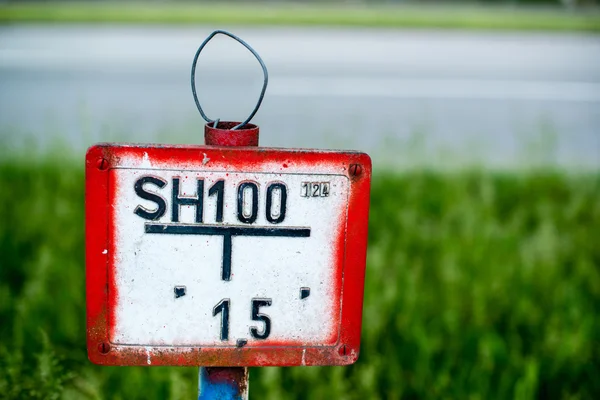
[{"xmin": 86, "ymin": 143, "xmax": 371, "ymax": 366}]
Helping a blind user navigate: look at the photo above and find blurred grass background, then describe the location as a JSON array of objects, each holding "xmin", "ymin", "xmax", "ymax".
[
  {"xmin": 0, "ymin": 155, "xmax": 598, "ymax": 399},
  {"xmin": 1, "ymin": 1, "xmax": 599, "ymax": 32}
]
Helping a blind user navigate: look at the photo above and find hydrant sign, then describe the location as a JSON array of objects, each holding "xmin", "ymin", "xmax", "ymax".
[{"xmin": 86, "ymin": 144, "xmax": 371, "ymax": 366}]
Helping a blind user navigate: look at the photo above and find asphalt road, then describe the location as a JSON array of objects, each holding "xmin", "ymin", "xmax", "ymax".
[{"xmin": 1, "ymin": 25, "xmax": 599, "ymax": 168}]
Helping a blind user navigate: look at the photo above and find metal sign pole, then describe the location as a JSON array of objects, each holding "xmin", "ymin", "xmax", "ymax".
[
  {"xmin": 197, "ymin": 121, "xmax": 260, "ymax": 399},
  {"xmin": 193, "ymin": 30, "xmax": 263, "ymax": 400},
  {"xmin": 198, "ymin": 367, "xmax": 248, "ymax": 400}
]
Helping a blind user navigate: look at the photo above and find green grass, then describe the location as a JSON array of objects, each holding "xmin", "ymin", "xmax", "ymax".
[
  {"xmin": 1, "ymin": 2, "xmax": 599, "ymax": 32},
  {"xmin": 0, "ymin": 158, "xmax": 598, "ymax": 399}
]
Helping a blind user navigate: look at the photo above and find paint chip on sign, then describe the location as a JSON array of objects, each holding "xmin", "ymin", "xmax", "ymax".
[
  {"xmin": 300, "ymin": 287, "xmax": 310, "ymax": 299},
  {"xmin": 174, "ymin": 286, "xmax": 186, "ymax": 298}
]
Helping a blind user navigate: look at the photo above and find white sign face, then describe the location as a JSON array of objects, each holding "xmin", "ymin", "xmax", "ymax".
[{"xmin": 109, "ymin": 168, "xmax": 349, "ymax": 347}]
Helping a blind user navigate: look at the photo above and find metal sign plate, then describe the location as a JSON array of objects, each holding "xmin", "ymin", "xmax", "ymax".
[{"xmin": 86, "ymin": 144, "xmax": 371, "ymax": 366}]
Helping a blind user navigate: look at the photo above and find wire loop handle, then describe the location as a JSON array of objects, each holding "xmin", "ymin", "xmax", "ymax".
[{"xmin": 191, "ymin": 30, "xmax": 268, "ymax": 130}]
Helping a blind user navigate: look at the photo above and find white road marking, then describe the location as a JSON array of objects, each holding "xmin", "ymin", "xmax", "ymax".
[{"xmin": 270, "ymin": 77, "xmax": 600, "ymax": 103}]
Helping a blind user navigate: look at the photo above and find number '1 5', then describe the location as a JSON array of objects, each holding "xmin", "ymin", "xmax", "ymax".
[{"xmin": 213, "ymin": 298, "xmax": 272, "ymax": 341}]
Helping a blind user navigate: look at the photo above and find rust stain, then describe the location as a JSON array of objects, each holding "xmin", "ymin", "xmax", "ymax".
[{"xmin": 205, "ymin": 367, "xmax": 249, "ymax": 394}]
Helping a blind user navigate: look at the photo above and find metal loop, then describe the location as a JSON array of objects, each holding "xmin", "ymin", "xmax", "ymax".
[{"xmin": 191, "ymin": 30, "xmax": 269, "ymax": 130}]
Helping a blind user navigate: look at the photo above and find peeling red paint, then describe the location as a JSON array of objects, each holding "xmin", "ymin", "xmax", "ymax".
[{"xmin": 86, "ymin": 133, "xmax": 371, "ymax": 367}]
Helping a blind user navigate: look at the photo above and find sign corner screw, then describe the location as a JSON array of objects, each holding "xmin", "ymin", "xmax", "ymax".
[
  {"xmin": 349, "ymin": 164, "xmax": 362, "ymax": 177},
  {"xmin": 98, "ymin": 342, "xmax": 111, "ymax": 354},
  {"xmin": 97, "ymin": 158, "xmax": 109, "ymax": 171}
]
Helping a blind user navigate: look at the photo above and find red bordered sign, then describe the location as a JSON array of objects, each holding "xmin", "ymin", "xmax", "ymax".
[{"xmin": 86, "ymin": 144, "xmax": 371, "ymax": 366}]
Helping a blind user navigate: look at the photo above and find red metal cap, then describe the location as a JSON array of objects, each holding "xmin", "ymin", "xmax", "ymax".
[{"xmin": 205, "ymin": 122, "xmax": 259, "ymax": 147}]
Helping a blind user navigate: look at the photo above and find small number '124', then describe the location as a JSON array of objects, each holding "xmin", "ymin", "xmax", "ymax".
[{"xmin": 301, "ymin": 182, "xmax": 330, "ymax": 197}]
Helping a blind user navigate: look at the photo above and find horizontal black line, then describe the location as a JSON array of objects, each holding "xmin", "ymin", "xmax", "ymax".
[{"xmin": 145, "ymin": 223, "xmax": 311, "ymax": 238}]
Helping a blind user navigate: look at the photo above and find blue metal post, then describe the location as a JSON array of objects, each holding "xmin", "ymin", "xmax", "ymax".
[{"xmin": 198, "ymin": 367, "xmax": 249, "ymax": 400}]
